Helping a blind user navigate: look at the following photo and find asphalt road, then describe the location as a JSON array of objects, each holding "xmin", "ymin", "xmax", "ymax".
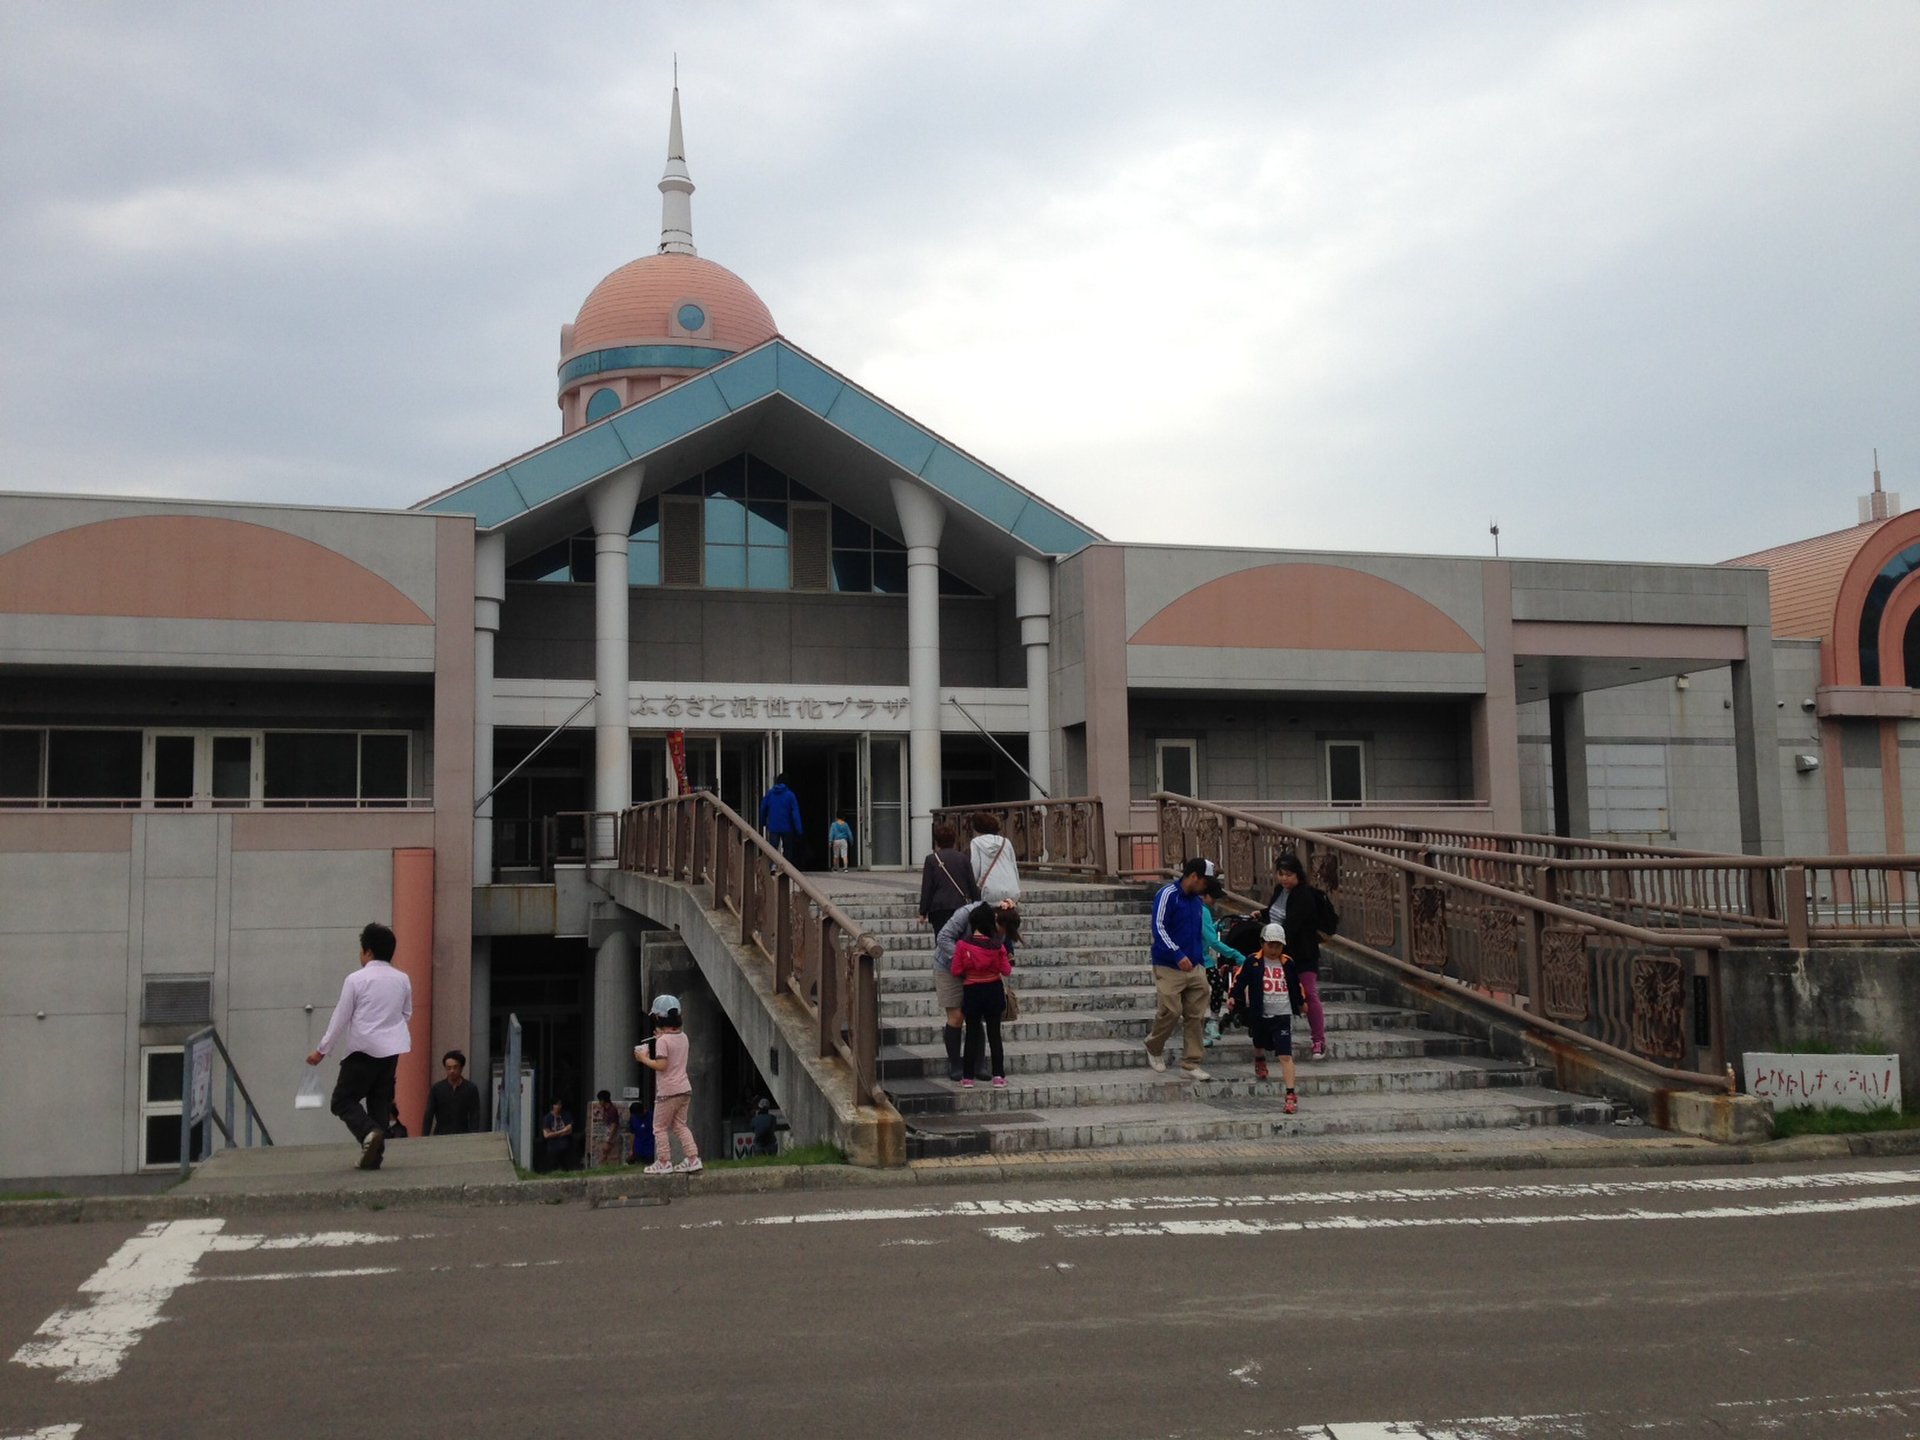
[{"xmin": 4, "ymin": 1158, "xmax": 1919, "ymax": 1440}]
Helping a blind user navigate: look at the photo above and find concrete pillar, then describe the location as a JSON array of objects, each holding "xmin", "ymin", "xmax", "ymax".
[
  {"xmin": 1472, "ymin": 560, "xmax": 1525, "ymax": 832},
  {"xmin": 593, "ymin": 928, "xmax": 638, "ymax": 1102},
  {"xmin": 890, "ymin": 478, "xmax": 946, "ymax": 856},
  {"xmin": 1078, "ymin": 546, "xmax": 1132, "ymax": 860},
  {"xmin": 587, "ymin": 469, "xmax": 644, "ymax": 821},
  {"xmin": 1015, "ymin": 555, "xmax": 1053, "ymax": 798},
  {"xmin": 470, "ymin": 531, "xmax": 505, "ymax": 1121},
  {"xmin": 1548, "ymin": 692, "xmax": 1590, "ymax": 839},
  {"xmin": 1730, "ymin": 623, "xmax": 1786, "ymax": 855}
]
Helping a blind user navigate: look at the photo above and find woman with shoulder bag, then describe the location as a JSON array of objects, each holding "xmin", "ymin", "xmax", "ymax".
[
  {"xmin": 1268, "ymin": 853, "xmax": 1340, "ymax": 1060},
  {"xmin": 920, "ymin": 822, "xmax": 980, "ymax": 1081},
  {"xmin": 969, "ymin": 813, "xmax": 1022, "ymax": 905}
]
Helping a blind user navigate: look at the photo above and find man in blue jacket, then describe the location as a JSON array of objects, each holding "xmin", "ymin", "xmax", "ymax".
[
  {"xmin": 758, "ymin": 774, "xmax": 803, "ymax": 863},
  {"xmin": 1146, "ymin": 857, "xmax": 1217, "ymax": 1080}
]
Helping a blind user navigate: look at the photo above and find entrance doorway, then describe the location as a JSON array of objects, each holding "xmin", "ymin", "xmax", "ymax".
[{"xmin": 771, "ymin": 733, "xmax": 907, "ymax": 870}]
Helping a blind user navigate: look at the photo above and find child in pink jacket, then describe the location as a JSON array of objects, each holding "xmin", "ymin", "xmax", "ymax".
[{"xmin": 950, "ymin": 903, "xmax": 1014, "ymax": 1089}]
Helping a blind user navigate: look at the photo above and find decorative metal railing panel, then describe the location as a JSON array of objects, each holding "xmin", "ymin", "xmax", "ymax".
[{"xmin": 931, "ymin": 797, "xmax": 1108, "ymax": 875}]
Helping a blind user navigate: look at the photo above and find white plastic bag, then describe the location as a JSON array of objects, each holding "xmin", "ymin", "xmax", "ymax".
[{"xmin": 295, "ymin": 1067, "xmax": 327, "ymax": 1110}]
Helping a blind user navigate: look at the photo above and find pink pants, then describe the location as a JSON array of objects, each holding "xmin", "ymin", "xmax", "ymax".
[
  {"xmin": 1298, "ymin": 971, "xmax": 1327, "ymax": 1050},
  {"xmin": 653, "ymin": 1092, "xmax": 699, "ymax": 1164}
]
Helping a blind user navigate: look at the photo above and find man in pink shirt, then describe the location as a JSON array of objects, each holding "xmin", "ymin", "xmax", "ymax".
[{"xmin": 305, "ymin": 922, "xmax": 413, "ymax": 1171}]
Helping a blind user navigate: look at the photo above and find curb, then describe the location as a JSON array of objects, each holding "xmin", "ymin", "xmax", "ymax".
[{"xmin": 4, "ymin": 1130, "xmax": 1918, "ymax": 1230}]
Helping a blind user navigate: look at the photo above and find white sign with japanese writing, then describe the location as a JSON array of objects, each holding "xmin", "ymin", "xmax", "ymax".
[
  {"xmin": 492, "ymin": 681, "xmax": 1031, "ymax": 735},
  {"xmin": 1742, "ymin": 1052, "xmax": 1902, "ymax": 1112}
]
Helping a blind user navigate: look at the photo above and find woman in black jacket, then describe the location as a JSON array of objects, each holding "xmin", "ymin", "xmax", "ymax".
[
  {"xmin": 1268, "ymin": 853, "xmax": 1339, "ymax": 1060},
  {"xmin": 919, "ymin": 822, "xmax": 980, "ymax": 1076}
]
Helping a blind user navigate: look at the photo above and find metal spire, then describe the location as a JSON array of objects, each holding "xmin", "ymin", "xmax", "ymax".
[{"xmin": 658, "ymin": 69, "xmax": 696, "ymax": 256}]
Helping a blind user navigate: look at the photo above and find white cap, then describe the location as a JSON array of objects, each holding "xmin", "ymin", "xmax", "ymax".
[
  {"xmin": 1261, "ymin": 922, "xmax": 1286, "ymax": 944},
  {"xmin": 649, "ymin": 994, "xmax": 680, "ymax": 1017}
]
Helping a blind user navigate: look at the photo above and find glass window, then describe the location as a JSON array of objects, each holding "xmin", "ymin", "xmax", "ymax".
[
  {"xmin": 146, "ymin": 1049, "xmax": 184, "ymax": 1104},
  {"xmin": 704, "ymin": 454, "xmax": 746, "ymax": 494},
  {"xmin": 1156, "ymin": 740, "xmax": 1197, "ymax": 797},
  {"xmin": 832, "ymin": 507, "xmax": 871, "ymax": 550},
  {"xmin": 872, "ymin": 527, "xmax": 905, "ymax": 552},
  {"xmin": 872, "ymin": 551, "xmax": 909, "ymax": 594},
  {"xmin": 359, "ymin": 735, "xmax": 410, "ymax": 800},
  {"xmin": 264, "ymin": 733, "xmax": 357, "ymax": 803},
  {"xmin": 746, "ymin": 455, "xmax": 787, "ymax": 499},
  {"xmin": 584, "ymin": 387, "xmax": 621, "ymax": 423},
  {"xmin": 210, "ymin": 736, "xmax": 253, "ymax": 808},
  {"xmin": 569, "ymin": 537, "xmax": 597, "ymax": 582},
  {"xmin": 705, "ymin": 495, "xmax": 746, "ymax": 544},
  {"xmin": 704, "ymin": 544, "xmax": 746, "ymax": 589},
  {"xmin": 46, "ymin": 730, "xmax": 141, "ymax": 801},
  {"xmin": 630, "ymin": 497, "xmax": 661, "ymax": 543},
  {"xmin": 629, "ymin": 541, "xmax": 661, "ymax": 586},
  {"xmin": 1326, "ymin": 742, "xmax": 1366, "ymax": 804},
  {"xmin": 832, "ymin": 550, "xmax": 872, "ymax": 593},
  {"xmin": 746, "ymin": 499, "xmax": 787, "ymax": 544},
  {"xmin": 788, "ymin": 478, "xmax": 824, "ymax": 504},
  {"xmin": 0, "ymin": 729, "xmax": 44, "ymax": 798},
  {"xmin": 746, "ymin": 546, "xmax": 788, "ymax": 590},
  {"xmin": 506, "ymin": 541, "xmax": 572, "ymax": 583}
]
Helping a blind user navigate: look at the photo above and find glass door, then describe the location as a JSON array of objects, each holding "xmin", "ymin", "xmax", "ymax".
[
  {"xmin": 865, "ymin": 735, "xmax": 905, "ymax": 867},
  {"xmin": 209, "ymin": 732, "xmax": 261, "ymax": 809},
  {"xmin": 146, "ymin": 732, "xmax": 197, "ymax": 809}
]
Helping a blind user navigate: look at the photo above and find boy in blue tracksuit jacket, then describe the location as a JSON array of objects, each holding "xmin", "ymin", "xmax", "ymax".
[{"xmin": 1145, "ymin": 858, "xmax": 1219, "ymax": 1079}]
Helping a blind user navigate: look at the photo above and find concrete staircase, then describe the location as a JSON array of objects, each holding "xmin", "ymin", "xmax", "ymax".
[{"xmin": 831, "ymin": 879, "xmax": 1613, "ymax": 1158}]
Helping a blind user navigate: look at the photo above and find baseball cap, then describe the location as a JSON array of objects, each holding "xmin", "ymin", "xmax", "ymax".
[
  {"xmin": 1261, "ymin": 922, "xmax": 1286, "ymax": 944},
  {"xmin": 649, "ymin": 994, "xmax": 681, "ymax": 1018},
  {"xmin": 1181, "ymin": 857, "xmax": 1219, "ymax": 880}
]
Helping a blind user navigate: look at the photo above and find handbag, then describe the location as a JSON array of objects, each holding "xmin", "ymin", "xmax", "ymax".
[{"xmin": 1001, "ymin": 978, "xmax": 1020, "ymax": 1024}]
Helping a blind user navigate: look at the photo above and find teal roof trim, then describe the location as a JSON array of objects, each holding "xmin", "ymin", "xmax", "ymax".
[
  {"xmin": 557, "ymin": 344, "xmax": 733, "ymax": 387},
  {"xmin": 419, "ymin": 340, "xmax": 1102, "ymax": 554}
]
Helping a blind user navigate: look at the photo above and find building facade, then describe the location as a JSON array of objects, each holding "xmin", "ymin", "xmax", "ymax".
[{"xmin": 0, "ymin": 86, "xmax": 1899, "ymax": 1178}]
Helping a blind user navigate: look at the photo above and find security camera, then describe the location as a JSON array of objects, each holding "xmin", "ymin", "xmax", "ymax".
[{"xmin": 1800, "ymin": 697, "xmax": 1817, "ymax": 713}]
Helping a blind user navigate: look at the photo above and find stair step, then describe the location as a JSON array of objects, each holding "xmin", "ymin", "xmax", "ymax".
[
  {"xmin": 879, "ymin": 1028, "xmax": 1485, "ymax": 1079},
  {"xmin": 879, "ymin": 983, "xmax": 1369, "ymax": 1014},
  {"xmin": 845, "ymin": 900, "xmax": 1152, "ymax": 921},
  {"xmin": 886, "ymin": 1055, "xmax": 1548, "ymax": 1114},
  {"xmin": 903, "ymin": 1088, "xmax": 1615, "ymax": 1153},
  {"xmin": 881, "ymin": 1002, "xmax": 1417, "ymax": 1048}
]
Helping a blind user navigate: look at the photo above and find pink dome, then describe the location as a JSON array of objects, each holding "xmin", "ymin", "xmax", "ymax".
[{"xmin": 565, "ymin": 252, "xmax": 776, "ymax": 359}]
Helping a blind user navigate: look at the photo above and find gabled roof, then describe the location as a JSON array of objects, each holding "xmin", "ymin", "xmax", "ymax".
[
  {"xmin": 1723, "ymin": 520, "xmax": 1891, "ymax": 640},
  {"xmin": 414, "ymin": 338, "xmax": 1103, "ymax": 557}
]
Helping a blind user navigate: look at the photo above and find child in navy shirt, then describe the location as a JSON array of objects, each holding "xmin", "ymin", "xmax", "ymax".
[{"xmin": 1229, "ymin": 922, "xmax": 1299, "ymax": 1114}]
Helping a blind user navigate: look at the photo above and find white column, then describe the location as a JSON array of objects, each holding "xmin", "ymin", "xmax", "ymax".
[
  {"xmin": 471, "ymin": 531, "xmax": 506, "ymax": 1120},
  {"xmin": 594, "ymin": 929, "xmax": 638, "ymax": 1100},
  {"xmin": 587, "ymin": 469, "xmax": 644, "ymax": 823},
  {"xmin": 890, "ymin": 478, "xmax": 947, "ymax": 857},
  {"xmin": 1014, "ymin": 554, "xmax": 1053, "ymax": 799}
]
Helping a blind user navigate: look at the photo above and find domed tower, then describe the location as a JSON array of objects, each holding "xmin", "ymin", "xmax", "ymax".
[{"xmin": 557, "ymin": 84, "xmax": 778, "ymax": 433}]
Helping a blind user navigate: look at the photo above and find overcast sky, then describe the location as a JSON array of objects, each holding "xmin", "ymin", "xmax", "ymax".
[{"xmin": 1, "ymin": 2, "xmax": 1913, "ymax": 563}]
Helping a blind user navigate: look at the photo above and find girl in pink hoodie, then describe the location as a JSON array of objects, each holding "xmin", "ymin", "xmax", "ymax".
[{"xmin": 950, "ymin": 903, "xmax": 1014, "ymax": 1089}]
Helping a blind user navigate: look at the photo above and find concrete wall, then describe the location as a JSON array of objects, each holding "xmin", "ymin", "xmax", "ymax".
[
  {"xmin": 0, "ymin": 811, "xmax": 432, "ymax": 1178},
  {"xmin": 1723, "ymin": 944, "xmax": 1920, "ymax": 1095},
  {"xmin": 496, "ymin": 584, "xmax": 1010, "ymax": 688},
  {"xmin": 1126, "ymin": 696, "xmax": 1474, "ymax": 805}
]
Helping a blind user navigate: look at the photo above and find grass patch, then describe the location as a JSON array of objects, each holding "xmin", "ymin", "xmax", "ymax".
[
  {"xmin": 515, "ymin": 1142, "xmax": 845, "ymax": 1181},
  {"xmin": 1777, "ymin": 1039, "xmax": 1897, "ymax": 1058},
  {"xmin": 1772, "ymin": 1105, "xmax": 1920, "ymax": 1139},
  {"xmin": 0, "ymin": 1190, "xmax": 65, "ymax": 1203}
]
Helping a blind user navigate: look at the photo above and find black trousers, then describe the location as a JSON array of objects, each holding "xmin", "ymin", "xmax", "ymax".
[
  {"xmin": 330, "ymin": 1051, "xmax": 398, "ymax": 1144},
  {"xmin": 962, "ymin": 980, "xmax": 1006, "ymax": 1079}
]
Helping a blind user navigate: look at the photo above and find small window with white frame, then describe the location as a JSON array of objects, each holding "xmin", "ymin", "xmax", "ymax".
[
  {"xmin": 1324, "ymin": 740, "xmax": 1367, "ymax": 805},
  {"xmin": 1155, "ymin": 738, "xmax": 1199, "ymax": 798},
  {"xmin": 139, "ymin": 1046, "xmax": 207, "ymax": 1170}
]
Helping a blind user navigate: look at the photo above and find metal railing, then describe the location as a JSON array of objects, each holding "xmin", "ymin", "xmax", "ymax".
[
  {"xmin": 179, "ymin": 1027, "xmax": 273, "ymax": 1180},
  {"xmin": 931, "ymin": 796, "xmax": 1108, "ymax": 876},
  {"xmin": 615, "ymin": 794, "xmax": 886, "ymax": 1108},
  {"xmin": 1154, "ymin": 794, "xmax": 1735, "ymax": 1093}
]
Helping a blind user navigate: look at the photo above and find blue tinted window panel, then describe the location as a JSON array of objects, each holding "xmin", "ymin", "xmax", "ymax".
[
  {"xmin": 746, "ymin": 500, "xmax": 788, "ymax": 544},
  {"xmin": 630, "ymin": 496, "xmax": 661, "ymax": 542},
  {"xmin": 825, "ymin": 387, "xmax": 937, "ymax": 473},
  {"xmin": 710, "ymin": 345, "xmax": 778, "ymax": 412},
  {"xmin": 1011, "ymin": 502, "xmax": 1098, "ymax": 556},
  {"xmin": 584, "ymin": 387, "xmax": 621, "ymax": 423},
  {"xmin": 504, "ymin": 425, "xmax": 634, "ymax": 509},
  {"xmin": 421, "ymin": 472, "xmax": 530, "ymax": 526},
  {"xmin": 775, "ymin": 344, "xmax": 844, "ymax": 417},
  {"xmin": 558, "ymin": 345, "xmax": 732, "ymax": 385},
  {"xmin": 705, "ymin": 496, "xmax": 746, "ymax": 543},
  {"xmin": 873, "ymin": 551, "xmax": 909, "ymax": 594},
  {"xmin": 629, "ymin": 542, "xmax": 661, "ymax": 586},
  {"xmin": 788, "ymin": 477, "xmax": 823, "ymax": 504},
  {"xmin": 747, "ymin": 545, "xmax": 789, "ymax": 590},
  {"xmin": 938, "ymin": 568, "xmax": 983, "ymax": 596},
  {"xmin": 832, "ymin": 550, "xmax": 872, "ymax": 593},
  {"xmin": 746, "ymin": 454, "xmax": 788, "ymax": 499},
  {"xmin": 704, "ymin": 454, "xmax": 746, "ymax": 494},
  {"xmin": 920, "ymin": 443, "xmax": 1027, "ymax": 529},
  {"xmin": 705, "ymin": 545, "xmax": 746, "ymax": 589},
  {"xmin": 831, "ymin": 507, "xmax": 870, "ymax": 549},
  {"xmin": 506, "ymin": 541, "xmax": 573, "ymax": 583},
  {"xmin": 608, "ymin": 375, "xmax": 731, "ymax": 457},
  {"xmin": 871, "ymin": 527, "xmax": 905, "ymax": 552}
]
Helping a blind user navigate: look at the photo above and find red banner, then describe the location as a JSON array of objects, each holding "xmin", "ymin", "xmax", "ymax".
[{"xmin": 666, "ymin": 729, "xmax": 690, "ymax": 797}]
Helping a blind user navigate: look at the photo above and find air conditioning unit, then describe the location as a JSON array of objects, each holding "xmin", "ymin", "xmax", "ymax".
[{"xmin": 1793, "ymin": 754, "xmax": 1821, "ymax": 774}]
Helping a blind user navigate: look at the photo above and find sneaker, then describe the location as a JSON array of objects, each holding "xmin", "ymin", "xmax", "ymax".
[
  {"xmin": 1254, "ymin": 1058, "xmax": 1270, "ymax": 1081},
  {"xmin": 1284, "ymin": 1091, "xmax": 1299, "ymax": 1115},
  {"xmin": 357, "ymin": 1130, "xmax": 384, "ymax": 1171},
  {"xmin": 1181, "ymin": 1065, "xmax": 1212, "ymax": 1082},
  {"xmin": 961, "ymin": 1077, "xmax": 975, "ymax": 1089},
  {"xmin": 1312, "ymin": 1043, "xmax": 1328, "ymax": 1061},
  {"xmin": 947, "ymin": 1063, "xmax": 964, "ymax": 1083},
  {"xmin": 1203, "ymin": 1018, "xmax": 1221, "ymax": 1047},
  {"xmin": 1145, "ymin": 1045, "xmax": 1168, "ymax": 1073},
  {"xmin": 642, "ymin": 1160, "xmax": 675, "ymax": 1175},
  {"xmin": 992, "ymin": 1076, "xmax": 1008, "ymax": 1088},
  {"xmin": 676, "ymin": 1158, "xmax": 703, "ymax": 1175}
]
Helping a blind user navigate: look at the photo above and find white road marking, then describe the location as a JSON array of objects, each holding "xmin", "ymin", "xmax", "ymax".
[
  {"xmin": 1295, "ymin": 1386, "xmax": 1920, "ymax": 1437},
  {"xmin": 1230, "ymin": 1360, "xmax": 1262, "ymax": 1387},
  {"xmin": 199, "ymin": 1267, "xmax": 398, "ymax": 1283},
  {"xmin": 983, "ymin": 1225, "xmax": 1042, "ymax": 1243},
  {"xmin": 1, "ymin": 1427, "xmax": 83, "ymax": 1439},
  {"xmin": 879, "ymin": 1238, "xmax": 944, "ymax": 1247},
  {"xmin": 731, "ymin": 1167, "xmax": 1920, "ymax": 1230},
  {"xmin": 10, "ymin": 1220, "xmax": 412, "ymax": 1384},
  {"xmin": 1002, "ymin": 1190, "xmax": 1920, "ymax": 1242}
]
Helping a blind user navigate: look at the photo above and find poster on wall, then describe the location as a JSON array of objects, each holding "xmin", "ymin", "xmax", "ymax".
[
  {"xmin": 187, "ymin": 1034, "xmax": 214, "ymax": 1127},
  {"xmin": 666, "ymin": 729, "xmax": 690, "ymax": 797}
]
